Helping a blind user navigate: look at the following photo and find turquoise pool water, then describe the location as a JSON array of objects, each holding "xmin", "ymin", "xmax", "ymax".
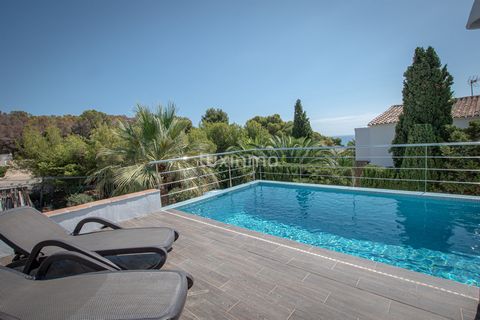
[{"xmin": 178, "ymin": 182, "xmax": 480, "ymax": 285}]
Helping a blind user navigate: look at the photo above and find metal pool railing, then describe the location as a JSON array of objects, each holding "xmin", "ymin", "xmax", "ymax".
[{"xmin": 149, "ymin": 141, "xmax": 480, "ymax": 205}]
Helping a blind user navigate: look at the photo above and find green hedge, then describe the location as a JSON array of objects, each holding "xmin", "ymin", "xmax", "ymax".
[{"xmin": 0, "ymin": 166, "xmax": 7, "ymax": 177}]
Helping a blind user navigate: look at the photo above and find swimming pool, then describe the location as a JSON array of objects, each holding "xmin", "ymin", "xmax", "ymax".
[{"xmin": 177, "ymin": 181, "xmax": 480, "ymax": 286}]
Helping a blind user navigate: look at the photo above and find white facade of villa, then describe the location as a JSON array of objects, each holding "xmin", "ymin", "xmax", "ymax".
[
  {"xmin": 467, "ymin": 0, "xmax": 480, "ymax": 29},
  {"xmin": 355, "ymin": 95, "xmax": 480, "ymax": 167},
  {"xmin": 0, "ymin": 154, "xmax": 12, "ymax": 167}
]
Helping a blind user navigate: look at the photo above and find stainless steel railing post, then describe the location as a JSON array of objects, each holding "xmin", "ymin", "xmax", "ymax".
[
  {"xmin": 155, "ymin": 163, "xmax": 163, "ymax": 205},
  {"xmin": 424, "ymin": 146, "xmax": 428, "ymax": 193},
  {"xmin": 228, "ymin": 163, "xmax": 233, "ymax": 188}
]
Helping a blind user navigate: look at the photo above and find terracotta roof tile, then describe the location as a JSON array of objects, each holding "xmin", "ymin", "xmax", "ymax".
[
  {"xmin": 368, "ymin": 105, "xmax": 403, "ymax": 126},
  {"xmin": 452, "ymin": 95, "xmax": 480, "ymax": 118},
  {"xmin": 368, "ymin": 95, "xmax": 480, "ymax": 126}
]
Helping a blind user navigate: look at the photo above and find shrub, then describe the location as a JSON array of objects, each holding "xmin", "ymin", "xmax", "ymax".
[
  {"xmin": 359, "ymin": 165, "xmax": 400, "ymax": 190},
  {"xmin": 66, "ymin": 193, "xmax": 95, "ymax": 207},
  {"xmin": 166, "ymin": 187, "xmax": 199, "ymax": 204},
  {"xmin": 0, "ymin": 166, "xmax": 8, "ymax": 178}
]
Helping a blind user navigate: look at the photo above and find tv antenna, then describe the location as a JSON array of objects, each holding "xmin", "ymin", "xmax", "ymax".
[{"xmin": 468, "ymin": 76, "xmax": 479, "ymax": 96}]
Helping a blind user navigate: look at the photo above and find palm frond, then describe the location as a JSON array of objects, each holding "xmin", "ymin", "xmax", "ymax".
[{"xmin": 92, "ymin": 104, "xmax": 217, "ymax": 200}]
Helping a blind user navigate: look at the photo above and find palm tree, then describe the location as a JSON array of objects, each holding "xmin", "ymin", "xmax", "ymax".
[
  {"xmin": 230, "ymin": 135, "xmax": 339, "ymax": 182},
  {"xmin": 262, "ymin": 136, "xmax": 337, "ymax": 181},
  {"xmin": 90, "ymin": 104, "xmax": 217, "ymax": 202}
]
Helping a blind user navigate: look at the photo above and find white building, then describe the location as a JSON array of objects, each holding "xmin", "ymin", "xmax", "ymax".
[
  {"xmin": 0, "ymin": 154, "xmax": 12, "ymax": 167},
  {"xmin": 467, "ymin": 0, "xmax": 480, "ymax": 29},
  {"xmin": 355, "ymin": 95, "xmax": 480, "ymax": 167}
]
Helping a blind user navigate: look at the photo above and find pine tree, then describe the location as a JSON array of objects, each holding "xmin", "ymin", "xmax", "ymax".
[
  {"xmin": 292, "ymin": 99, "xmax": 313, "ymax": 138},
  {"xmin": 391, "ymin": 47, "xmax": 454, "ymax": 167},
  {"xmin": 201, "ymin": 108, "xmax": 229, "ymax": 125}
]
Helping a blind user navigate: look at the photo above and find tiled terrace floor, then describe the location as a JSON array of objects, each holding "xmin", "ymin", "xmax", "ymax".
[{"xmin": 124, "ymin": 209, "xmax": 479, "ymax": 320}]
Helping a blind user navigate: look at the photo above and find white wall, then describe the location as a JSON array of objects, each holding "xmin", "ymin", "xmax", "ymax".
[
  {"xmin": 355, "ymin": 117, "xmax": 480, "ymax": 167},
  {"xmin": 354, "ymin": 127, "xmax": 370, "ymax": 161},
  {"xmin": 0, "ymin": 154, "xmax": 12, "ymax": 166},
  {"xmin": 355, "ymin": 123, "xmax": 396, "ymax": 167},
  {"xmin": 453, "ymin": 117, "xmax": 479, "ymax": 128},
  {"xmin": 0, "ymin": 189, "xmax": 162, "ymax": 257},
  {"xmin": 50, "ymin": 190, "xmax": 161, "ymax": 233}
]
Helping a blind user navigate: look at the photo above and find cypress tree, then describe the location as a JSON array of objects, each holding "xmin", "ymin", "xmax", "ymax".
[
  {"xmin": 399, "ymin": 124, "xmax": 437, "ymax": 191},
  {"xmin": 391, "ymin": 47, "xmax": 454, "ymax": 167},
  {"xmin": 292, "ymin": 99, "xmax": 313, "ymax": 138}
]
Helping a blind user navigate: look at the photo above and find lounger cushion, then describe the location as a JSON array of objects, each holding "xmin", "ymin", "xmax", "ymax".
[
  {"xmin": 0, "ymin": 267, "xmax": 188, "ymax": 320},
  {"xmin": 0, "ymin": 207, "xmax": 176, "ymax": 260},
  {"xmin": 73, "ymin": 227, "xmax": 176, "ymax": 253}
]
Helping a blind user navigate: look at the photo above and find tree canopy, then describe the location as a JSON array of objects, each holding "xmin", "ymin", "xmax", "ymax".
[
  {"xmin": 292, "ymin": 99, "xmax": 313, "ymax": 138},
  {"xmin": 391, "ymin": 46, "xmax": 454, "ymax": 167},
  {"xmin": 72, "ymin": 110, "xmax": 111, "ymax": 137},
  {"xmin": 204, "ymin": 122, "xmax": 246, "ymax": 153},
  {"xmin": 90, "ymin": 104, "xmax": 217, "ymax": 198},
  {"xmin": 18, "ymin": 125, "xmax": 93, "ymax": 177},
  {"xmin": 246, "ymin": 114, "xmax": 292, "ymax": 136},
  {"xmin": 0, "ymin": 110, "xmax": 128, "ymax": 154},
  {"xmin": 201, "ymin": 108, "xmax": 229, "ymax": 124}
]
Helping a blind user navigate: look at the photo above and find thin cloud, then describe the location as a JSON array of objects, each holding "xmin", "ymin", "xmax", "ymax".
[{"xmin": 312, "ymin": 113, "xmax": 377, "ymax": 136}]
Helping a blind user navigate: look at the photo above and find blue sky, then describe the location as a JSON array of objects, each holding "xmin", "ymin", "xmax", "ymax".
[{"xmin": 1, "ymin": 0, "xmax": 479, "ymax": 136}]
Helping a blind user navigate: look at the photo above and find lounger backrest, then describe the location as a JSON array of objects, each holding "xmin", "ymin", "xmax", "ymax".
[
  {"xmin": 0, "ymin": 267, "xmax": 189, "ymax": 320},
  {"xmin": 0, "ymin": 207, "xmax": 68, "ymax": 254},
  {"xmin": 0, "ymin": 265, "xmax": 104, "ymax": 320},
  {"xmin": 0, "ymin": 265, "xmax": 28, "ymax": 283},
  {"xmin": 0, "ymin": 266, "xmax": 30, "ymax": 312}
]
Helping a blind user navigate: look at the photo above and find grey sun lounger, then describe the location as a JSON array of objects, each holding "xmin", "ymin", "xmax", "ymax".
[
  {"xmin": 0, "ymin": 206, "xmax": 178, "ymax": 270},
  {"xmin": 0, "ymin": 254, "xmax": 191, "ymax": 320}
]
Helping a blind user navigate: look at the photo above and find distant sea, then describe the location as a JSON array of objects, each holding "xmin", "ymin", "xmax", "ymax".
[{"xmin": 333, "ymin": 135, "xmax": 355, "ymax": 146}]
